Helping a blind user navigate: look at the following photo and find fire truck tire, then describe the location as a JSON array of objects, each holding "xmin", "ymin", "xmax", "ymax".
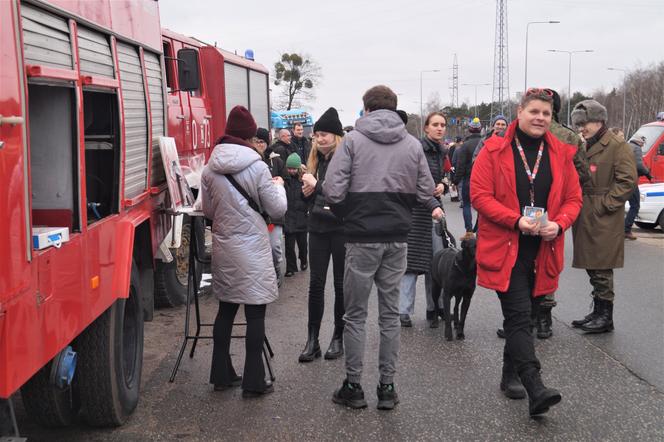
[
  {"xmin": 154, "ymin": 217, "xmax": 202, "ymax": 308},
  {"xmin": 76, "ymin": 261, "xmax": 144, "ymax": 427},
  {"xmin": 20, "ymin": 361, "xmax": 78, "ymax": 427}
]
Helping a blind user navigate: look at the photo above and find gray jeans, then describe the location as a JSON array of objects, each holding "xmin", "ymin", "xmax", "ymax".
[{"xmin": 343, "ymin": 242, "xmax": 407, "ymax": 385}]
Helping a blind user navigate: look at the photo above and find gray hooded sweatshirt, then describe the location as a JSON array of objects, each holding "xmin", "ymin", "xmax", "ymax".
[
  {"xmin": 202, "ymin": 142, "xmax": 287, "ymax": 305},
  {"xmin": 323, "ymin": 109, "xmax": 438, "ymax": 243}
]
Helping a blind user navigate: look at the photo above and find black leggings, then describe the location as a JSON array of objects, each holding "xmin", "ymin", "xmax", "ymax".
[
  {"xmin": 497, "ymin": 257, "xmax": 542, "ymax": 376},
  {"xmin": 210, "ymin": 301, "xmax": 267, "ymax": 391},
  {"xmin": 285, "ymin": 231, "xmax": 308, "ymax": 273},
  {"xmin": 308, "ymin": 231, "xmax": 345, "ymax": 329}
]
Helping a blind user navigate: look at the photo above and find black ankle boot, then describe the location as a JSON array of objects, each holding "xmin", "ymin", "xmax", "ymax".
[
  {"xmin": 520, "ymin": 369, "xmax": 562, "ymax": 416},
  {"xmin": 500, "ymin": 359, "xmax": 526, "ymax": 400},
  {"xmin": 298, "ymin": 326, "xmax": 321, "ymax": 362},
  {"xmin": 426, "ymin": 310, "xmax": 440, "ymax": 328},
  {"xmin": 572, "ymin": 297, "xmax": 600, "ymax": 328},
  {"xmin": 536, "ymin": 306, "xmax": 553, "ymax": 339},
  {"xmin": 324, "ymin": 326, "xmax": 344, "ymax": 360},
  {"xmin": 580, "ymin": 299, "xmax": 614, "ymax": 333}
]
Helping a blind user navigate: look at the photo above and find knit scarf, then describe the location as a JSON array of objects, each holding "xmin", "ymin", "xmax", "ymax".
[{"xmin": 585, "ymin": 124, "xmax": 607, "ymax": 148}]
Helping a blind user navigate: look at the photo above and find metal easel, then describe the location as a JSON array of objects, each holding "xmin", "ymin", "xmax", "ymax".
[{"xmin": 168, "ymin": 212, "xmax": 275, "ymax": 383}]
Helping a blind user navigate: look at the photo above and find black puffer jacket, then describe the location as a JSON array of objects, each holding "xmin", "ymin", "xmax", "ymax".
[
  {"xmin": 264, "ymin": 149, "xmax": 286, "ymax": 225},
  {"xmin": 405, "ymin": 137, "xmax": 445, "ymax": 274},
  {"xmin": 307, "ymin": 151, "xmax": 343, "ymax": 234},
  {"xmin": 271, "ymin": 140, "xmax": 292, "ymax": 162},
  {"xmin": 453, "ymin": 133, "xmax": 482, "ymax": 185},
  {"xmin": 284, "ymin": 173, "xmax": 308, "ymax": 233}
]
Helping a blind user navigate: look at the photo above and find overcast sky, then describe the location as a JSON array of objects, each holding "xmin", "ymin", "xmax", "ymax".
[{"xmin": 159, "ymin": 0, "xmax": 662, "ymax": 126}]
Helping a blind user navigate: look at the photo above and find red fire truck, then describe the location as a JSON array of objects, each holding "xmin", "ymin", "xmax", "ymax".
[{"xmin": 0, "ymin": 0, "xmax": 269, "ymax": 433}]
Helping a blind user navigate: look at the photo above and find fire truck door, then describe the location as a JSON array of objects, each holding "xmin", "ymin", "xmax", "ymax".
[
  {"xmin": 183, "ymin": 45, "xmax": 210, "ymax": 157},
  {"xmin": 163, "ymin": 38, "xmax": 189, "ymax": 153}
]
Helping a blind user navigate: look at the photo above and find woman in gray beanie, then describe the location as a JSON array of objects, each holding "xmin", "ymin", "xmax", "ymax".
[{"xmin": 570, "ymin": 99, "xmax": 637, "ymax": 333}]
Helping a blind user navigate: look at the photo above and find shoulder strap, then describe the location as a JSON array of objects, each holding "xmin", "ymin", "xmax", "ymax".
[{"xmin": 224, "ymin": 174, "xmax": 265, "ymax": 217}]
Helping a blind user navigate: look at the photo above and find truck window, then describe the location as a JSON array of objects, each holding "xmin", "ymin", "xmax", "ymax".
[
  {"xmin": 630, "ymin": 126, "xmax": 664, "ymax": 154},
  {"xmin": 28, "ymin": 83, "xmax": 79, "ymax": 232},
  {"xmin": 163, "ymin": 41, "xmax": 175, "ymax": 92},
  {"xmin": 184, "ymin": 47, "xmax": 203, "ymax": 98},
  {"xmin": 83, "ymin": 90, "xmax": 120, "ymax": 223}
]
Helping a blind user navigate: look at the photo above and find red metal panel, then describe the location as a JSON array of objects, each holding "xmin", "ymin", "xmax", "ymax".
[
  {"xmin": 48, "ymin": 0, "xmax": 162, "ymax": 51},
  {"xmin": 200, "ymin": 46, "xmax": 227, "ymax": 148},
  {"xmin": 25, "ymin": 64, "xmax": 78, "ymax": 81},
  {"xmin": 0, "ymin": 0, "xmax": 31, "ymax": 306},
  {"xmin": 80, "ymin": 75, "xmax": 119, "ymax": 88}
]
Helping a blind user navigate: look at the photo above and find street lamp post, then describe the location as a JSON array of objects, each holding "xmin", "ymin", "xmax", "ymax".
[
  {"xmin": 525, "ymin": 21, "xmax": 560, "ymax": 92},
  {"xmin": 420, "ymin": 69, "xmax": 440, "ymax": 137},
  {"xmin": 547, "ymin": 49, "xmax": 594, "ymax": 125},
  {"xmin": 608, "ymin": 67, "xmax": 627, "ymax": 132},
  {"xmin": 461, "ymin": 83, "xmax": 490, "ymax": 118}
]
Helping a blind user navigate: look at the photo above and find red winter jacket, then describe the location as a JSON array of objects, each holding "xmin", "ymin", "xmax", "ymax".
[{"xmin": 470, "ymin": 121, "xmax": 583, "ymax": 296}]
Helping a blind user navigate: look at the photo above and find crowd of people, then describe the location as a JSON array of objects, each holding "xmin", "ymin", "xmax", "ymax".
[{"xmin": 200, "ymin": 83, "xmax": 644, "ymax": 416}]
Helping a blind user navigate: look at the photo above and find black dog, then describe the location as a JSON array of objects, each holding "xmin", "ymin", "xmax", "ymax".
[{"xmin": 431, "ymin": 238, "xmax": 477, "ymax": 341}]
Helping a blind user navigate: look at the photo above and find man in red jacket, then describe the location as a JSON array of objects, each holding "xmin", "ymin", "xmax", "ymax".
[{"xmin": 471, "ymin": 89, "xmax": 582, "ymax": 417}]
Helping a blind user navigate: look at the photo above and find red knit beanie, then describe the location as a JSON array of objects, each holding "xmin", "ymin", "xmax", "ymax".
[{"xmin": 225, "ymin": 106, "xmax": 257, "ymax": 140}]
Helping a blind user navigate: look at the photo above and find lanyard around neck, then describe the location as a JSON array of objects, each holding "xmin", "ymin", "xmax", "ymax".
[{"xmin": 515, "ymin": 138, "xmax": 545, "ymax": 206}]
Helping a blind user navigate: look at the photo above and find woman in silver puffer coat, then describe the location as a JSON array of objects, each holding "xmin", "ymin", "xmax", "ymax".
[{"xmin": 202, "ymin": 106, "xmax": 287, "ymax": 398}]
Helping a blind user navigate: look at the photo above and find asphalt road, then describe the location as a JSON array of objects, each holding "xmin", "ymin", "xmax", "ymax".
[{"xmin": 13, "ymin": 195, "xmax": 664, "ymax": 441}]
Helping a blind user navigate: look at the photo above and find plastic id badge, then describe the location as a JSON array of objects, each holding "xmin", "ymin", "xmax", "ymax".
[{"xmin": 523, "ymin": 206, "xmax": 548, "ymax": 225}]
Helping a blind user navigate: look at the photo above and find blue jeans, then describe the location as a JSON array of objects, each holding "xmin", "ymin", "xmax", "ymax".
[
  {"xmin": 461, "ymin": 178, "xmax": 473, "ymax": 232},
  {"xmin": 399, "ymin": 225, "xmax": 444, "ymax": 315},
  {"xmin": 624, "ymin": 186, "xmax": 640, "ymax": 232}
]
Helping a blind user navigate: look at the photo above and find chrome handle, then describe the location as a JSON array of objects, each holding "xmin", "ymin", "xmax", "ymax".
[
  {"xmin": 176, "ymin": 115, "xmax": 186, "ymax": 120},
  {"xmin": 0, "ymin": 115, "xmax": 25, "ymax": 126}
]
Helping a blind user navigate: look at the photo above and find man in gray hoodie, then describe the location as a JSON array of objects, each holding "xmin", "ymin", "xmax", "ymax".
[{"xmin": 323, "ymin": 85, "xmax": 443, "ymax": 410}]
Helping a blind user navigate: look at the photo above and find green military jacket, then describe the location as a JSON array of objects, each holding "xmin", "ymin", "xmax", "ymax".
[
  {"xmin": 549, "ymin": 120, "xmax": 590, "ymax": 185},
  {"xmin": 572, "ymin": 130, "xmax": 637, "ymax": 269}
]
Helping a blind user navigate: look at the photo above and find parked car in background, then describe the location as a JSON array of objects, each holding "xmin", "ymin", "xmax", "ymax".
[{"xmin": 627, "ymin": 183, "xmax": 664, "ymax": 230}]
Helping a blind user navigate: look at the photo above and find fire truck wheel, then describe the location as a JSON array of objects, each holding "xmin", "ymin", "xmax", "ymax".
[
  {"xmin": 154, "ymin": 216, "xmax": 203, "ymax": 308},
  {"xmin": 20, "ymin": 360, "xmax": 79, "ymax": 427},
  {"xmin": 76, "ymin": 261, "xmax": 144, "ymax": 427}
]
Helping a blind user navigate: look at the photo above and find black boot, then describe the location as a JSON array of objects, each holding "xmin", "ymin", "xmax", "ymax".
[
  {"xmin": 580, "ymin": 299, "xmax": 614, "ymax": 333},
  {"xmin": 324, "ymin": 326, "xmax": 344, "ymax": 360},
  {"xmin": 536, "ymin": 306, "xmax": 553, "ymax": 339},
  {"xmin": 426, "ymin": 310, "xmax": 440, "ymax": 328},
  {"xmin": 298, "ymin": 326, "xmax": 321, "ymax": 362},
  {"xmin": 520, "ymin": 369, "xmax": 562, "ymax": 416},
  {"xmin": 500, "ymin": 358, "xmax": 526, "ymax": 400},
  {"xmin": 571, "ymin": 297, "xmax": 600, "ymax": 328}
]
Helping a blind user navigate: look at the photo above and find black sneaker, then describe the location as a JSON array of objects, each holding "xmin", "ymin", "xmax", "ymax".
[
  {"xmin": 376, "ymin": 383, "xmax": 399, "ymax": 410},
  {"xmin": 332, "ymin": 379, "xmax": 367, "ymax": 409}
]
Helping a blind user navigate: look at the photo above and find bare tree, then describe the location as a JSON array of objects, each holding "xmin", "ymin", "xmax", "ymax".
[
  {"xmin": 273, "ymin": 53, "xmax": 322, "ymax": 110},
  {"xmin": 589, "ymin": 62, "xmax": 663, "ymax": 135}
]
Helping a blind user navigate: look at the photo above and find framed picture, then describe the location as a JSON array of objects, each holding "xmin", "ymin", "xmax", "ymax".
[{"xmin": 158, "ymin": 137, "xmax": 195, "ymax": 211}]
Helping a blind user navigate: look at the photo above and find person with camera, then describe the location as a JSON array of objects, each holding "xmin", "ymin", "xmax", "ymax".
[
  {"xmin": 297, "ymin": 107, "xmax": 347, "ymax": 362},
  {"xmin": 202, "ymin": 106, "xmax": 287, "ymax": 398}
]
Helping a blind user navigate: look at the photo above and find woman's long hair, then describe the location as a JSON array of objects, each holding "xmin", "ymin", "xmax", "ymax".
[{"xmin": 306, "ymin": 135, "xmax": 344, "ymax": 175}]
